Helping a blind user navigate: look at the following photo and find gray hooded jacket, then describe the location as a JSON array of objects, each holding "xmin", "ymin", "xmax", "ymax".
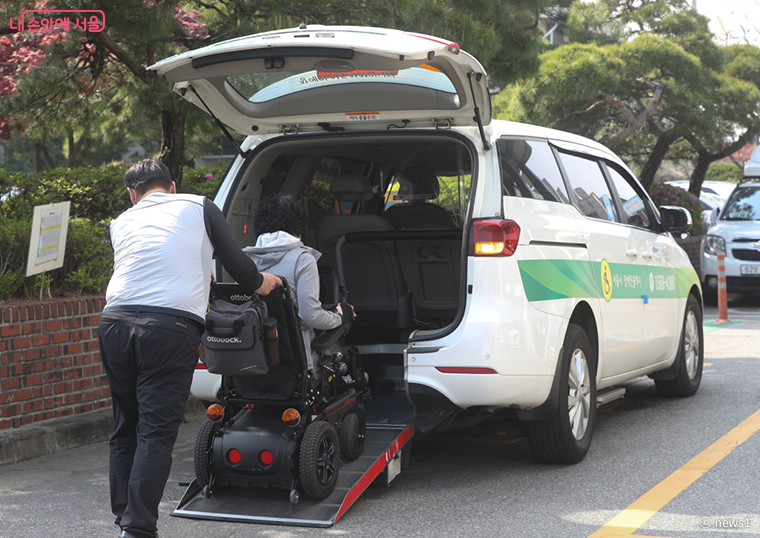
[{"xmin": 243, "ymin": 231, "xmax": 342, "ymax": 366}]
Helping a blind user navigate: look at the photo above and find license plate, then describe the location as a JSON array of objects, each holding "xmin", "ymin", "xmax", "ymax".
[{"xmin": 740, "ymin": 265, "xmax": 760, "ymax": 275}]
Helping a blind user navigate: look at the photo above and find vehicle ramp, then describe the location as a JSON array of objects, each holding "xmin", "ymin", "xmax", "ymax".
[{"xmin": 173, "ymin": 395, "xmax": 413, "ymax": 527}]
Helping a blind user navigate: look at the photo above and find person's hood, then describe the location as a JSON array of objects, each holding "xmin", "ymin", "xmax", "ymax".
[{"xmin": 242, "ymin": 231, "xmax": 320, "ymax": 271}]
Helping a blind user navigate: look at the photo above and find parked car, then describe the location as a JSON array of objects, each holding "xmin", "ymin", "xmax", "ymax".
[
  {"xmin": 151, "ymin": 25, "xmax": 704, "ymax": 464},
  {"xmin": 666, "ymin": 180, "xmax": 736, "ymax": 226},
  {"xmin": 701, "ymin": 180, "xmax": 760, "ymax": 304},
  {"xmin": 744, "ymin": 146, "xmax": 760, "ymax": 179}
]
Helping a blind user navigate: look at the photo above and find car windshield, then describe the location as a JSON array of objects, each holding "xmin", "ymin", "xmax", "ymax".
[{"xmin": 720, "ymin": 187, "xmax": 760, "ymax": 220}]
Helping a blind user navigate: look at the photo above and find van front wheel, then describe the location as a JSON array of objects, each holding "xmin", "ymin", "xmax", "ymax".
[{"xmin": 526, "ymin": 324, "xmax": 596, "ymax": 464}]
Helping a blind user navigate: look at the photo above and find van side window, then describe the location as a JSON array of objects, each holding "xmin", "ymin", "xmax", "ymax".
[
  {"xmin": 604, "ymin": 163, "xmax": 655, "ymax": 231},
  {"xmin": 559, "ymin": 152, "xmax": 618, "ymax": 222},
  {"xmin": 498, "ymin": 138, "xmax": 569, "ymax": 203}
]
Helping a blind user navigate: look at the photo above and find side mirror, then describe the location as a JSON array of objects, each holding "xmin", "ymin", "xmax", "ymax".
[{"xmin": 660, "ymin": 205, "xmax": 692, "ymax": 234}]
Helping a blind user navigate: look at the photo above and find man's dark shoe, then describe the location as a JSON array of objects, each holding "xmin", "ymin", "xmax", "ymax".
[{"xmin": 119, "ymin": 530, "xmax": 158, "ymax": 538}]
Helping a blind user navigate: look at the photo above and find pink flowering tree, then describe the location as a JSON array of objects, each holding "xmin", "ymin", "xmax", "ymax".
[{"xmin": 0, "ymin": 1, "xmax": 208, "ymax": 186}]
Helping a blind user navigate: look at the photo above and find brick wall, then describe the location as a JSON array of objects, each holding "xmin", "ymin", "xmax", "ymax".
[
  {"xmin": 0, "ymin": 297, "xmax": 110, "ymax": 430},
  {"xmin": 676, "ymin": 234, "xmax": 704, "ymax": 277}
]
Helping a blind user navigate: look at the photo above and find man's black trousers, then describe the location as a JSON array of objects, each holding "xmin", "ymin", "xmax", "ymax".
[{"xmin": 98, "ymin": 311, "xmax": 201, "ymax": 538}]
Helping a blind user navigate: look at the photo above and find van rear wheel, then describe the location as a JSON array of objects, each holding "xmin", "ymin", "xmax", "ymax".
[{"xmin": 526, "ymin": 324, "xmax": 596, "ymax": 464}]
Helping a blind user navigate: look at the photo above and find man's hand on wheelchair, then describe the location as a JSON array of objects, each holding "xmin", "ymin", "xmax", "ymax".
[
  {"xmin": 255, "ymin": 272, "xmax": 282, "ymax": 296},
  {"xmin": 336, "ymin": 303, "xmax": 356, "ymax": 325}
]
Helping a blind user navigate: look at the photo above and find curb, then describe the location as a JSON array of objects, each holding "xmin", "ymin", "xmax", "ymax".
[{"xmin": 0, "ymin": 396, "xmax": 206, "ymax": 467}]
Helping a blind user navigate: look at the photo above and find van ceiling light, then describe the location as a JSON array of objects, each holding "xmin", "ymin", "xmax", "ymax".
[{"xmin": 319, "ymin": 60, "xmax": 351, "ymax": 71}]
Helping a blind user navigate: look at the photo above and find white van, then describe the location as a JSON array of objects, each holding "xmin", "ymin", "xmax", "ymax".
[{"xmin": 151, "ymin": 25, "xmax": 703, "ymax": 464}]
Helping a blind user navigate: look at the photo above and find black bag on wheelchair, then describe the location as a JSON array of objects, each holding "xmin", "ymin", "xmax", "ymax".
[{"xmin": 202, "ymin": 297, "xmax": 270, "ymax": 376}]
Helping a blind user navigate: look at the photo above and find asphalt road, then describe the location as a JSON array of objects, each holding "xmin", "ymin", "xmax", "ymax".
[{"xmin": 1, "ymin": 296, "xmax": 759, "ymax": 538}]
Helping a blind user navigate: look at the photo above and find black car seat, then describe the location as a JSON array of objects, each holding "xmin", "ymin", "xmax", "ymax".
[
  {"xmin": 316, "ymin": 174, "xmax": 412, "ymax": 330},
  {"xmin": 383, "ymin": 166, "xmax": 457, "ymax": 230}
]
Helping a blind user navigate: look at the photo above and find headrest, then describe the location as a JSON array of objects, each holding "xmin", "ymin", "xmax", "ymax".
[
  {"xmin": 398, "ymin": 166, "xmax": 439, "ymax": 199},
  {"xmin": 330, "ymin": 174, "xmax": 374, "ymax": 202}
]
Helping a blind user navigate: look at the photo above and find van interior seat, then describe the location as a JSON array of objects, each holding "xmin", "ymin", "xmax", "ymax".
[
  {"xmin": 316, "ymin": 174, "xmax": 412, "ymax": 330},
  {"xmin": 383, "ymin": 166, "xmax": 457, "ymax": 230},
  {"xmin": 394, "ymin": 227, "xmax": 462, "ymax": 325}
]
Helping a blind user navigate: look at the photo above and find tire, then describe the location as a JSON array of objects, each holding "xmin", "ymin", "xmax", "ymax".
[
  {"xmin": 526, "ymin": 324, "xmax": 596, "ymax": 464},
  {"xmin": 655, "ymin": 294, "xmax": 704, "ymax": 398},
  {"xmin": 339, "ymin": 412, "xmax": 365, "ymax": 460},
  {"xmin": 300, "ymin": 421, "xmax": 340, "ymax": 499},
  {"xmin": 194, "ymin": 419, "xmax": 219, "ymax": 487}
]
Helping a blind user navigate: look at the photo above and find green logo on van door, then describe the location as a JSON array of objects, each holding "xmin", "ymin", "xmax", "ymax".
[{"xmin": 518, "ymin": 259, "xmax": 699, "ymax": 302}]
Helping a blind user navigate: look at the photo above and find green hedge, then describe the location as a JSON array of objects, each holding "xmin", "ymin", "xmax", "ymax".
[
  {"xmin": 0, "ymin": 164, "xmax": 225, "ymax": 302},
  {"xmin": 705, "ymin": 162, "xmax": 742, "ymax": 184}
]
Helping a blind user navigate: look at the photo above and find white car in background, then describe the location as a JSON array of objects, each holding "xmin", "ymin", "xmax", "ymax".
[
  {"xmin": 666, "ymin": 180, "xmax": 736, "ymax": 226},
  {"xmin": 701, "ymin": 180, "xmax": 760, "ymax": 304}
]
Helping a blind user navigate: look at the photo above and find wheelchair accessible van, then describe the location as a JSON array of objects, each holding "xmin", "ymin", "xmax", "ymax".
[{"xmin": 195, "ymin": 281, "xmax": 369, "ymax": 503}]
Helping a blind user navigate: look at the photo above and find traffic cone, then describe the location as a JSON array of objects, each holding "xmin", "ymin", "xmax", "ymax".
[{"xmin": 716, "ymin": 252, "xmax": 731, "ymax": 324}]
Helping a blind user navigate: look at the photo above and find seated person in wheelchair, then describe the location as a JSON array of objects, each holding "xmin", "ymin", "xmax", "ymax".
[{"xmin": 244, "ymin": 194, "xmax": 355, "ymax": 378}]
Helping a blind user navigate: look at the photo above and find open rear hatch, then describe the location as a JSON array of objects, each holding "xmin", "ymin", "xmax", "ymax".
[{"xmin": 148, "ymin": 25, "xmax": 490, "ymax": 139}]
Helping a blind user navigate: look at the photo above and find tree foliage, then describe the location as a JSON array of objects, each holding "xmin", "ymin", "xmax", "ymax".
[
  {"xmin": 1, "ymin": 0, "xmax": 570, "ymax": 182},
  {"xmin": 497, "ymin": 0, "xmax": 760, "ymax": 195}
]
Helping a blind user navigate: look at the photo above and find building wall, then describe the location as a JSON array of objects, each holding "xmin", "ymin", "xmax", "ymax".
[{"xmin": 0, "ymin": 297, "xmax": 110, "ymax": 430}]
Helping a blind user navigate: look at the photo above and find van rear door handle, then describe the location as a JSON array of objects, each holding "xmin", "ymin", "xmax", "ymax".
[{"xmin": 625, "ymin": 249, "xmax": 638, "ymax": 258}]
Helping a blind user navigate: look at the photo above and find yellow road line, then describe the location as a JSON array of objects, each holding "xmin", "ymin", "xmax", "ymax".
[{"xmin": 588, "ymin": 407, "xmax": 760, "ymax": 538}]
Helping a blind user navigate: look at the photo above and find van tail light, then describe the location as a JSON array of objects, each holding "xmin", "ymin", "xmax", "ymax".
[{"xmin": 473, "ymin": 219, "xmax": 520, "ymax": 256}]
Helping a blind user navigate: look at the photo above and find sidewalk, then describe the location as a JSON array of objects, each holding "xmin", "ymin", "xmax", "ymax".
[{"xmin": 0, "ymin": 396, "xmax": 205, "ymax": 466}]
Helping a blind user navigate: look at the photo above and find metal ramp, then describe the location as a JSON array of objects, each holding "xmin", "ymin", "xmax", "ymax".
[{"xmin": 172, "ymin": 393, "xmax": 413, "ymax": 527}]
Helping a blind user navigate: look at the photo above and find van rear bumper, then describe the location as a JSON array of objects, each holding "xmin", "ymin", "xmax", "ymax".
[{"xmin": 407, "ymin": 369, "xmax": 554, "ymax": 435}]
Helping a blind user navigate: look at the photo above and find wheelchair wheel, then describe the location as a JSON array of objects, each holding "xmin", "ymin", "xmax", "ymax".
[
  {"xmin": 194, "ymin": 419, "xmax": 219, "ymax": 488},
  {"xmin": 339, "ymin": 412, "xmax": 365, "ymax": 460},
  {"xmin": 299, "ymin": 421, "xmax": 339, "ymax": 500}
]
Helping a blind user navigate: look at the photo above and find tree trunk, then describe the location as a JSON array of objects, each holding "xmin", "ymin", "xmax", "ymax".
[
  {"xmin": 689, "ymin": 151, "xmax": 713, "ymax": 197},
  {"xmin": 639, "ymin": 133, "xmax": 676, "ymax": 191},
  {"xmin": 40, "ymin": 144, "xmax": 55, "ymax": 170},
  {"xmin": 66, "ymin": 129, "xmax": 86, "ymax": 168},
  {"xmin": 31, "ymin": 141, "xmax": 43, "ymax": 174},
  {"xmin": 158, "ymin": 106, "xmax": 186, "ymax": 192}
]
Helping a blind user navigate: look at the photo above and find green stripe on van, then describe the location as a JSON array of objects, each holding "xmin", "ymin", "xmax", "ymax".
[{"xmin": 518, "ymin": 260, "xmax": 700, "ymax": 302}]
